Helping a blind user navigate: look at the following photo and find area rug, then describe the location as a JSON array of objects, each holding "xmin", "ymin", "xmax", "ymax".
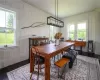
[{"xmin": 7, "ymin": 55, "xmax": 100, "ymax": 80}]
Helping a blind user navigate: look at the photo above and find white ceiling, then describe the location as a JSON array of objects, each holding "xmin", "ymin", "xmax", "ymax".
[{"xmin": 22, "ymin": 0, "xmax": 100, "ymax": 18}]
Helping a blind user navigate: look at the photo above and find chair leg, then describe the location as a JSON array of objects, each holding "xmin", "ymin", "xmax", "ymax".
[
  {"xmin": 37, "ymin": 64, "xmax": 39, "ymax": 80},
  {"xmin": 54, "ymin": 56, "xmax": 55, "ymax": 62},
  {"xmin": 39, "ymin": 65, "xmax": 41, "ymax": 72},
  {"xmin": 76, "ymin": 58, "xmax": 77, "ymax": 65},
  {"xmin": 30, "ymin": 73, "xmax": 32, "ymax": 80},
  {"xmin": 58, "ymin": 68, "xmax": 59, "ymax": 78},
  {"xmin": 60, "ymin": 63, "xmax": 67, "ymax": 79},
  {"xmin": 57, "ymin": 55, "xmax": 59, "ymax": 60}
]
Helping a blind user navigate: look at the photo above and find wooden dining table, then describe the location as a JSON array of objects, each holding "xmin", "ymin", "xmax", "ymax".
[{"xmin": 30, "ymin": 42, "xmax": 74, "ymax": 80}]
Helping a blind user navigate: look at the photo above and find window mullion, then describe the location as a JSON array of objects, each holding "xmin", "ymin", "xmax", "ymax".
[{"xmin": 75, "ymin": 24, "xmax": 77, "ymax": 40}]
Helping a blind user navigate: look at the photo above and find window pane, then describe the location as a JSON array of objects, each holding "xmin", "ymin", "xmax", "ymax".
[
  {"xmin": 0, "ymin": 10, "xmax": 5, "ymax": 27},
  {"xmin": 77, "ymin": 23, "xmax": 86, "ymax": 40},
  {"xmin": 0, "ymin": 28, "xmax": 6, "ymax": 45},
  {"xmin": 69, "ymin": 33, "xmax": 74, "ymax": 40},
  {"xmin": 68, "ymin": 25, "xmax": 75, "ymax": 40},
  {"xmin": 50, "ymin": 26, "xmax": 54, "ymax": 40},
  {"xmin": 0, "ymin": 8, "xmax": 16, "ymax": 46},
  {"xmin": 6, "ymin": 12, "xmax": 14, "ymax": 28},
  {"xmin": 6, "ymin": 29, "xmax": 14, "ymax": 45},
  {"xmin": 69, "ymin": 25, "xmax": 75, "ymax": 31}
]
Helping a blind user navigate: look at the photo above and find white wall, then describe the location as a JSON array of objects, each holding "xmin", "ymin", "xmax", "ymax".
[
  {"xmin": 61, "ymin": 11, "xmax": 100, "ymax": 55},
  {"xmin": 0, "ymin": 0, "xmax": 60, "ymax": 69},
  {"xmin": 94, "ymin": 11, "xmax": 100, "ymax": 55}
]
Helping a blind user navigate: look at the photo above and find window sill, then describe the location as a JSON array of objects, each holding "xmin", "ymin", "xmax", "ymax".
[{"xmin": 0, "ymin": 45, "xmax": 18, "ymax": 49}]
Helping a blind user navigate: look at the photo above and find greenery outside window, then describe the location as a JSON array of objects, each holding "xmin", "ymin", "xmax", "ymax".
[
  {"xmin": 49, "ymin": 26, "xmax": 60, "ymax": 41},
  {"xmin": 77, "ymin": 23, "xmax": 86, "ymax": 40},
  {"xmin": 68, "ymin": 24, "xmax": 75, "ymax": 40},
  {"xmin": 0, "ymin": 8, "xmax": 16, "ymax": 47},
  {"xmin": 68, "ymin": 22, "xmax": 87, "ymax": 41}
]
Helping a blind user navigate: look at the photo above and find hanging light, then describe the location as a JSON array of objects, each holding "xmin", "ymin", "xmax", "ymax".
[{"xmin": 47, "ymin": 0, "xmax": 64, "ymax": 28}]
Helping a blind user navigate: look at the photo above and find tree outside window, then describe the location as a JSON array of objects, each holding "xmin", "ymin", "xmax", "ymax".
[
  {"xmin": 77, "ymin": 23, "xmax": 86, "ymax": 40},
  {"xmin": 68, "ymin": 22, "xmax": 87, "ymax": 41},
  {"xmin": 68, "ymin": 24, "xmax": 75, "ymax": 40},
  {"xmin": 0, "ymin": 9, "xmax": 16, "ymax": 46}
]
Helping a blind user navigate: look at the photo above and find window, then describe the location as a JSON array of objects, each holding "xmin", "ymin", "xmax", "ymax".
[
  {"xmin": 49, "ymin": 26, "xmax": 59, "ymax": 41},
  {"xmin": 0, "ymin": 8, "xmax": 16, "ymax": 47},
  {"xmin": 68, "ymin": 24, "xmax": 75, "ymax": 40},
  {"xmin": 77, "ymin": 23, "xmax": 86, "ymax": 40},
  {"xmin": 68, "ymin": 22, "xmax": 87, "ymax": 41},
  {"xmin": 50, "ymin": 26, "xmax": 54, "ymax": 40}
]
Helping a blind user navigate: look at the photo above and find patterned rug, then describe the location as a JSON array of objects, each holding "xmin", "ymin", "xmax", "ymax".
[{"xmin": 7, "ymin": 55, "xmax": 100, "ymax": 80}]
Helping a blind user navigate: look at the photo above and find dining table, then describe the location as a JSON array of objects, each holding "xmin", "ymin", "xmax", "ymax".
[{"xmin": 30, "ymin": 42, "xmax": 74, "ymax": 80}]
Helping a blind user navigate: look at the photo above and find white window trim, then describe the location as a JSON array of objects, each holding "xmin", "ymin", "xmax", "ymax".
[
  {"xmin": 67, "ymin": 20, "xmax": 88, "ymax": 41},
  {"xmin": 0, "ymin": 7, "xmax": 17, "ymax": 48},
  {"xmin": 76, "ymin": 20, "xmax": 88, "ymax": 41},
  {"xmin": 67, "ymin": 23, "xmax": 75, "ymax": 40}
]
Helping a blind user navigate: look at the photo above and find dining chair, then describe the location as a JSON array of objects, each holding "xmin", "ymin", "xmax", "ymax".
[
  {"xmin": 36, "ymin": 41, "xmax": 49, "ymax": 71},
  {"xmin": 30, "ymin": 46, "xmax": 45, "ymax": 80}
]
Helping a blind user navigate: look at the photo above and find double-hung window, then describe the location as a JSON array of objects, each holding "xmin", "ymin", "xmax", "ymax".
[
  {"xmin": 49, "ymin": 26, "xmax": 59, "ymax": 41},
  {"xmin": 68, "ymin": 24, "xmax": 75, "ymax": 40},
  {"xmin": 50, "ymin": 26, "xmax": 54, "ymax": 40},
  {"xmin": 77, "ymin": 22, "xmax": 86, "ymax": 40},
  {"xmin": 0, "ymin": 8, "xmax": 16, "ymax": 47},
  {"xmin": 68, "ymin": 22, "xmax": 87, "ymax": 41}
]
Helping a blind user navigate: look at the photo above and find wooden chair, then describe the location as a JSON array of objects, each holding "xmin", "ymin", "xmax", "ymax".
[
  {"xmin": 54, "ymin": 58, "xmax": 70, "ymax": 80},
  {"xmin": 30, "ymin": 46, "xmax": 45, "ymax": 80}
]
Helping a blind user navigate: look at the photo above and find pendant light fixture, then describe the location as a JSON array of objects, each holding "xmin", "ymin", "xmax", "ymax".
[{"xmin": 47, "ymin": 0, "xmax": 64, "ymax": 28}]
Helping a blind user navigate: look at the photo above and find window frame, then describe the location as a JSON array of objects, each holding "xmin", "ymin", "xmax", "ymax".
[
  {"xmin": 67, "ymin": 21, "xmax": 88, "ymax": 41},
  {"xmin": 0, "ymin": 7, "xmax": 16, "ymax": 47},
  {"xmin": 49, "ymin": 25, "xmax": 54, "ymax": 40},
  {"xmin": 67, "ymin": 24, "xmax": 75, "ymax": 40},
  {"xmin": 76, "ymin": 21, "xmax": 88, "ymax": 41},
  {"xmin": 49, "ymin": 25, "xmax": 60, "ymax": 41}
]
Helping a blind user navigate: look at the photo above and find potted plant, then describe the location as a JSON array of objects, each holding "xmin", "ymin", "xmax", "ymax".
[{"xmin": 54, "ymin": 32, "xmax": 62, "ymax": 45}]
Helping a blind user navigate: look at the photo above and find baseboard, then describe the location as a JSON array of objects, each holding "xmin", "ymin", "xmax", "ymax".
[{"xmin": 0, "ymin": 59, "xmax": 29, "ymax": 74}]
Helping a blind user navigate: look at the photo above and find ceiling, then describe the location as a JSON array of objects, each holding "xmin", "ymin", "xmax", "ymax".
[{"xmin": 22, "ymin": 0, "xmax": 100, "ymax": 18}]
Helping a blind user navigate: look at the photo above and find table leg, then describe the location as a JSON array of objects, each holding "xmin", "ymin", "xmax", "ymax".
[
  {"xmin": 80, "ymin": 46, "xmax": 82, "ymax": 55},
  {"xmin": 45, "ymin": 58, "xmax": 50, "ymax": 80},
  {"xmin": 30, "ymin": 50, "xmax": 34, "ymax": 73}
]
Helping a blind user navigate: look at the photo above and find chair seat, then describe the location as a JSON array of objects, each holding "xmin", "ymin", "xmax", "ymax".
[{"xmin": 54, "ymin": 58, "xmax": 69, "ymax": 68}]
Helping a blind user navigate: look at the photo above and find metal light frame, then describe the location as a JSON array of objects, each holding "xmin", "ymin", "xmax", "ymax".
[
  {"xmin": 47, "ymin": 0, "xmax": 64, "ymax": 28},
  {"xmin": 47, "ymin": 16, "xmax": 64, "ymax": 28}
]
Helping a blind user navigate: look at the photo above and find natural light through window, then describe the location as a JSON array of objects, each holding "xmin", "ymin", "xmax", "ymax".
[
  {"xmin": 68, "ymin": 22, "xmax": 87, "ymax": 41},
  {"xmin": 50, "ymin": 26, "xmax": 54, "ymax": 40},
  {"xmin": 77, "ymin": 23, "xmax": 86, "ymax": 40},
  {"xmin": 50, "ymin": 26, "xmax": 60, "ymax": 41},
  {"xmin": 0, "ymin": 8, "xmax": 16, "ymax": 47},
  {"xmin": 68, "ymin": 24, "xmax": 75, "ymax": 40}
]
